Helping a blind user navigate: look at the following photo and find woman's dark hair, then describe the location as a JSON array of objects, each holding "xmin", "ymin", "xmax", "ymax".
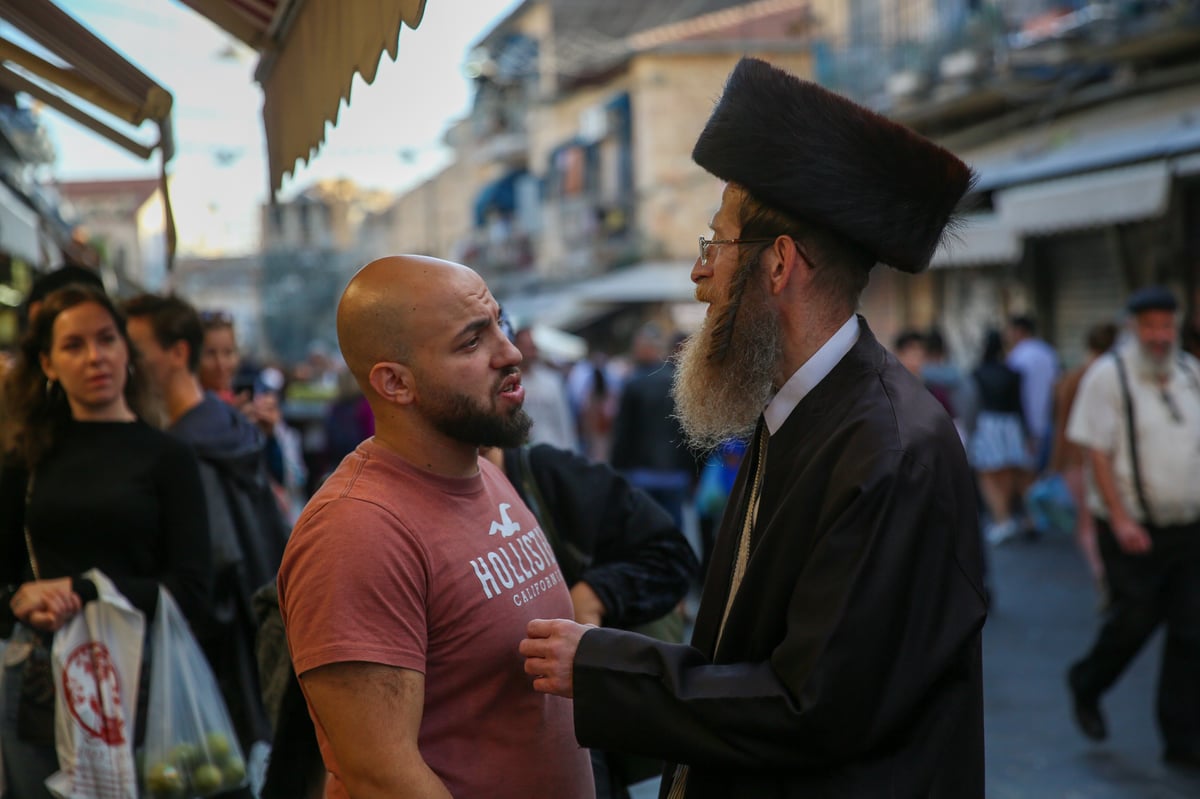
[
  {"xmin": 590, "ymin": 363, "xmax": 608, "ymax": 397},
  {"xmin": 981, "ymin": 328, "xmax": 1006, "ymax": 365},
  {"xmin": 5, "ymin": 283, "xmax": 150, "ymax": 469}
]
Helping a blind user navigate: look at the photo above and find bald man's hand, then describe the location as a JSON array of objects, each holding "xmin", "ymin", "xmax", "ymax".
[{"xmin": 519, "ymin": 618, "xmax": 594, "ymax": 698}]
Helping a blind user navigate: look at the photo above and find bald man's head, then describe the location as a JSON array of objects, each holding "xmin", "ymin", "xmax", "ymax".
[{"xmin": 337, "ymin": 255, "xmax": 484, "ymax": 389}]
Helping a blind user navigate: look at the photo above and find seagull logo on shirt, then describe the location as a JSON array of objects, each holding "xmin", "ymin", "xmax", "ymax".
[{"xmin": 489, "ymin": 503, "xmax": 521, "ymax": 539}]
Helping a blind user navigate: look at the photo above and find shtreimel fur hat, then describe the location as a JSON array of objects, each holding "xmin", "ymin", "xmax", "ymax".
[{"xmin": 692, "ymin": 57, "xmax": 975, "ymax": 273}]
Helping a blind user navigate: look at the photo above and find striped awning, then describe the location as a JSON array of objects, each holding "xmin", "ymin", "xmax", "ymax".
[
  {"xmin": 182, "ymin": 0, "xmax": 429, "ymax": 193},
  {"xmin": 0, "ymin": 0, "xmax": 174, "ymax": 161},
  {"xmin": 1, "ymin": 0, "xmax": 430, "ymax": 195}
]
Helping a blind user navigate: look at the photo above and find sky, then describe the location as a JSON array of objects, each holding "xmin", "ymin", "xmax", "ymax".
[{"xmin": 36, "ymin": 0, "xmax": 523, "ymax": 255}]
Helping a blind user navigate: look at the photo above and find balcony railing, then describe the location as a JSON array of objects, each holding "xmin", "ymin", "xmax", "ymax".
[{"xmin": 815, "ymin": 1, "xmax": 1199, "ymax": 114}]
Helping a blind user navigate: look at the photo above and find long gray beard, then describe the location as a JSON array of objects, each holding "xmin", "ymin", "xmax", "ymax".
[
  {"xmin": 671, "ymin": 303, "xmax": 782, "ymax": 452},
  {"xmin": 1132, "ymin": 341, "xmax": 1178, "ymax": 381}
]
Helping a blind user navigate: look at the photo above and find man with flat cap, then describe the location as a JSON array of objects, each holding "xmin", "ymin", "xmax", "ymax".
[
  {"xmin": 1066, "ymin": 285, "xmax": 1200, "ymax": 768},
  {"xmin": 520, "ymin": 57, "xmax": 987, "ymax": 797},
  {"xmin": 278, "ymin": 256, "xmax": 594, "ymax": 798}
]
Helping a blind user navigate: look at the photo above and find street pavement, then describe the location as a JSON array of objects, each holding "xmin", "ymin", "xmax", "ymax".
[
  {"xmin": 632, "ymin": 521, "xmax": 1200, "ymax": 799},
  {"xmin": 985, "ymin": 530, "xmax": 1200, "ymax": 798}
]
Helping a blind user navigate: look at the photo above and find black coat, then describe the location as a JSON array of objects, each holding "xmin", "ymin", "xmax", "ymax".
[
  {"xmin": 573, "ymin": 320, "xmax": 987, "ymax": 798},
  {"xmin": 171, "ymin": 393, "xmax": 289, "ymax": 748},
  {"xmin": 501, "ymin": 443, "xmax": 697, "ymax": 628},
  {"xmin": 609, "ymin": 363, "xmax": 697, "ymax": 476}
]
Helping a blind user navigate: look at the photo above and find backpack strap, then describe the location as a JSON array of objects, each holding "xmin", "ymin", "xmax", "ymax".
[{"xmin": 513, "ymin": 446, "xmax": 587, "ymax": 584}]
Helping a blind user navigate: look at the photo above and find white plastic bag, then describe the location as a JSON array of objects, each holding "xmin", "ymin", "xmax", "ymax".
[
  {"xmin": 141, "ymin": 587, "xmax": 246, "ymax": 799},
  {"xmin": 47, "ymin": 569, "xmax": 146, "ymax": 799}
]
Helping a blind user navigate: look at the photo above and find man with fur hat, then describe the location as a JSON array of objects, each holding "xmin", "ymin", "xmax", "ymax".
[
  {"xmin": 1065, "ymin": 285, "xmax": 1200, "ymax": 768},
  {"xmin": 520, "ymin": 57, "xmax": 987, "ymax": 797}
]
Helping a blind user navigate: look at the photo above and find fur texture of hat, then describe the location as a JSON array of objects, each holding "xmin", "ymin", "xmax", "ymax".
[{"xmin": 692, "ymin": 57, "xmax": 975, "ymax": 273}]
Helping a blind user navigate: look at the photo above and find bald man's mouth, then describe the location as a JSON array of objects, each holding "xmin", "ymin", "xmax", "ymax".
[{"xmin": 499, "ymin": 372, "xmax": 525, "ymax": 406}]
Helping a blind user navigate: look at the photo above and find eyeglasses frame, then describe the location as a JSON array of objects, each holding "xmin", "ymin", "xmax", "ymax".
[{"xmin": 698, "ymin": 236, "xmax": 781, "ymax": 266}]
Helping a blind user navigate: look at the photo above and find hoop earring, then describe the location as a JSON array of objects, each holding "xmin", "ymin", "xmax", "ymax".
[{"xmin": 45, "ymin": 378, "xmax": 56, "ymax": 394}]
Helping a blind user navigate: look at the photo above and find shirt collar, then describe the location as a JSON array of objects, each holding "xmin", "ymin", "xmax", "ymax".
[{"xmin": 763, "ymin": 315, "xmax": 860, "ymax": 435}]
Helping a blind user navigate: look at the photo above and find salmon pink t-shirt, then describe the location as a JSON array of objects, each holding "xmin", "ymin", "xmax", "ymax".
[{"xmin": 278, "ymin": 439, "xmax": 594, "ymax": 799}]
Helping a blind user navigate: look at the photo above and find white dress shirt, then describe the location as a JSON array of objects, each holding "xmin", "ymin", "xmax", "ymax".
[{"xmin": 764, "ymin": 315, "xmax": 860, "ymax": 436}]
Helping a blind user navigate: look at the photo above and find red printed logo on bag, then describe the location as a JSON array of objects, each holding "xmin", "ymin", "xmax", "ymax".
[{"xmin": 61, "ymin": 642, "xmax": 126, "ymax": 745}]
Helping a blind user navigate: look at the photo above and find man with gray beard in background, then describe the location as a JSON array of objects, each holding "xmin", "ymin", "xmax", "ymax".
[
  {"xmin": 520, "ymin": 57, "xmax": 987, "ymax": 798},
  {"xmin": 1065, "ymin": 286, "xmax": 1200, "ymax": 768}
]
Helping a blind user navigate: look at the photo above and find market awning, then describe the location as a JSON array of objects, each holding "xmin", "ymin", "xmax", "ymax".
[
  {"xmin": 0, "ymin": 0, "xmax": 177, "ymax": 262},
  {"xmin": 961, "ymin": 81, "xmax": 1200, "ymax": 193},
  {"xmin": 931, "ymin": 213, "xmax": 1021, "ymax": 269},
  {"xmin": 180, "ymin": 0, "xmax": 429, "ymax": 193},
  {"xmin": 994, "ymin": 161, "xmax": 1171, "ymax": 236},
  {"xmin": 578, "ymin": 260, "xmax": 696, "ymax": 303},
  {"xmin": 474, "ymin": 168, "xmax": 527, "ymax": 226},
  {"xmin": 0, "ymin": 0, "xmax": 174, "ymax": 160}
]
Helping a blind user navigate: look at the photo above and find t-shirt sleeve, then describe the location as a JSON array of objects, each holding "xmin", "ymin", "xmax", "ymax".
[
  {"xmin": 1066, "ymin": 360, "xmax": 1118, "ymax": 454},
  {"xmin": 280, "ymin": 498, "xmax": 430, "ymax": 678}
]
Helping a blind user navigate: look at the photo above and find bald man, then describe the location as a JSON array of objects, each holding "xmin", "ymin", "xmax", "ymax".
[{"xmin": 277, "ymin": 256, "xmax": 594, "ymax": 799}]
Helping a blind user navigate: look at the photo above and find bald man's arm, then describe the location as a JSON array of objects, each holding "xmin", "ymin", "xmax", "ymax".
[{"xmin": 300, "ymin": 662, "xmax": 452, "ymax": 799}]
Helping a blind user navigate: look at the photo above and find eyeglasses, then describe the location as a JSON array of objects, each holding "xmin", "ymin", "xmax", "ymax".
[{"xmin": 698, "ymin": 236, "xmax": 778, "ymax": 266}]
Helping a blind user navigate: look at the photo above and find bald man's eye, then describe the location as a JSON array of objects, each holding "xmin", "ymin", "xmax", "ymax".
[{"xmin": 462, "ymin": 335, "xmax": 481, "ymax": 350}]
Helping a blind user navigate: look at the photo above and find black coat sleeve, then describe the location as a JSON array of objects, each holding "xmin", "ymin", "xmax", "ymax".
[
  {"xmin": 527, "ymin": 444, "xmax": 698, "ymax": 627},
  {"xmin": 607, "ymin": 383, "xmax": 639, "ymax": 470},
  {"xmin": 573, "ymin": 447, "xmax": 986, "ymax": 770}
]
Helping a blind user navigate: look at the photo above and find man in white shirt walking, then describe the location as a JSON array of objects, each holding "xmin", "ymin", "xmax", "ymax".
[{"xmin": 1065, "ymin": 285, "xmax": 1200, "ymax": 769}]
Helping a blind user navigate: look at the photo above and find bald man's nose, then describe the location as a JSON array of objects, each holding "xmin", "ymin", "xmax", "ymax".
[{"xmin": 496, "ymin": 335, "xmax": 523, "ymax": 368}]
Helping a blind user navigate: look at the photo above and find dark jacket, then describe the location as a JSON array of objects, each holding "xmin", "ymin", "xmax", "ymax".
[
  {"xmin": 610, "ymin": 363, "xmax": 697, "ymax": 477},
  {"xmin": 573, "ymin": 320, "xmax": 988, "ymax": 798},
  {"xmin": 501, "ymin": 443, "xmax": 698, "ymax": 628},
  {"xmin": 171, "ymin": 392, "xmax": 289, "ymax": 747},
  {"xmin": 973, "ymin": 362, "xmax": 1024, "ymax": 417}
]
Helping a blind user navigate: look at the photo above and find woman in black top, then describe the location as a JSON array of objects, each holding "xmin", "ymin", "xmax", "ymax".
[
  {"xmin": 0, "ymin": 283, "xmax": 211, "ymax": 798},
  {"xmin": 966, "ymin": 328, "xmax": 1031, "ymax": 545}
]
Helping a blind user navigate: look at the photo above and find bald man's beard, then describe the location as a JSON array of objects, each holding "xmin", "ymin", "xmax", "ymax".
[
  {"xmin": 421, "ymin": 372, "xmax": 533, "ymax": 449},
  {"xmin": 672, "ymin": 267, "xmax": 782, "ymax": 452}
]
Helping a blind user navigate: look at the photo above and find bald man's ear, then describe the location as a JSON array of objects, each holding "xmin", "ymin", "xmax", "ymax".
[{"xmin": 368, "ymin": 362, "xmax": 417, "ymax": 406}]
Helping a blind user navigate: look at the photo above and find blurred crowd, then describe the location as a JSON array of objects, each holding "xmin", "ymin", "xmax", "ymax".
[{"xmin": 3, "ymin": 260, "xmax": 1198, "ymax": 797}]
